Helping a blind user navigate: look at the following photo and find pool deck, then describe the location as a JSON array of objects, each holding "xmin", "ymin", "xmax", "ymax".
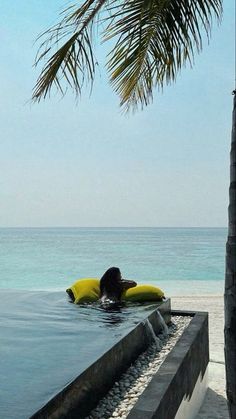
[{"xmin": 172, "ymin": 295, "xmax": 229, "ymax": 419}]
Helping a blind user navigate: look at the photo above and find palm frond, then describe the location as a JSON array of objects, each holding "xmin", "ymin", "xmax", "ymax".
[
  {"xmin": 104, "ymin": 0, "xmax": 223, "ymax": 111},
  {"xmin": 32, "ymin": 0, "xmax": 108, "ymax": 102},
  {"xmin": 33, "ymin": 0, "xmax": 222, "ymax": 110}
]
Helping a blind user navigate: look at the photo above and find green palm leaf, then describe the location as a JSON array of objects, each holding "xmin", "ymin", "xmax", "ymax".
[
  {"xmin": 105, "ymin": 0, "xmax": 222, "ymax": 111},
  {"xmin": 33, "ymin": 0, "xmax": 222, "ymax": 110},
  {"xmin": 33, "ymin": 0, "xmax": 108, "ymax": 101}
]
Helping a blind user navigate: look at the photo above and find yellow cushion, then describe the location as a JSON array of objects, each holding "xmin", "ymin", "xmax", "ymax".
[
  {"xmin": 123, "ymin": 285, "xmax": 164, "ymax": 302},
  {"xmin": 66, "ymin": 279, "xmax": 164, "ymax": 304},
  {"xmin": 66, "ymin": 278, "xmax": 100, "ymax": 304}
]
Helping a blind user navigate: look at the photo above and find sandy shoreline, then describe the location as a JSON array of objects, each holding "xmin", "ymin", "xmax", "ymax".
[{"xmin": 172, "ymin": 295, "xmax": 228, "ymax": 418}]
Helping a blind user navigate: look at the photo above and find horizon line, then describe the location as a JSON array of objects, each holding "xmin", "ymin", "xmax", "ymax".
[{"xmin": 0, "ymin": 226, "xmax": 227, "ymax": 229}]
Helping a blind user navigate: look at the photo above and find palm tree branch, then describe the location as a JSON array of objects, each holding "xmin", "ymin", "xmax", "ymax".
[
  {"xmin": 33, "ymin": 0, "xmax": 222, "ymax": 110},
  {"xmin": 104, "ymin": 0, "xmax": 222, "ymax": 111},
  {"xmin": 32, "ymin": 0, "xmax": 108, "ymax": 102}
]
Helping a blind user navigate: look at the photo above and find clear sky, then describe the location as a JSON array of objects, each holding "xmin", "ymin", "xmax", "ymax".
[{"xmin": 0, "ymin": 1, "xmax": 234, "ymax": 227}]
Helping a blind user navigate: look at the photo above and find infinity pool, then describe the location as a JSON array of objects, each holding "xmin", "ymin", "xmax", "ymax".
[{"xmin": 0, "ymin": 290, "xmax": 161, "ymax": 418}]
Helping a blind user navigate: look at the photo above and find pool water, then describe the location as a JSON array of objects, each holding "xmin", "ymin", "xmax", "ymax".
[{"xmin": 0, "ymin": 290, "xmax": 160, "ymax": 419}]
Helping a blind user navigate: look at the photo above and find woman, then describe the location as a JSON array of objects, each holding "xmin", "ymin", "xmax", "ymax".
[{"xmin": 100, "ymin": 267, "xmax": 136, "ymax": 304}]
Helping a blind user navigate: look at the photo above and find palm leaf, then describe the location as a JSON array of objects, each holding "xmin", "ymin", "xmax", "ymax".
[
  {"xmin": 32, "ymin": 0, "xmax": 108, "ymax": 102},
  {"xmin": 105, "ymin": 0, "xmax": 222, "ymax": 111},
  {"xmin": 33, "ymin": 0, "xmax": 222, "ymax": 110}
]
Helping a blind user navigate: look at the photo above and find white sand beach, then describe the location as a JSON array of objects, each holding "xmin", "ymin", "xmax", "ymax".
[{"xmin": 172, "ymin": 296, "xmax": 228, "ymax": 419}]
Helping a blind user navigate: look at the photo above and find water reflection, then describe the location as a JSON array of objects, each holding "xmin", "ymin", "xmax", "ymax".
[
  {"xmin": 74, "ymin": 302, "xmax": 127, "ymax": 328},
  {"xmin": 71, "ymin": 300, "xmax": 162, "ymax": 330},
  {"xmin": 99, "ymin": 304, "xmax": 126, "ymax": 328}
]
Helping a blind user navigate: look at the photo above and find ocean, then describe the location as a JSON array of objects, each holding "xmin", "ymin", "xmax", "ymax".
[{"xmin": 0, "ymin": 227, "xmax": 227, "ymax": 296}]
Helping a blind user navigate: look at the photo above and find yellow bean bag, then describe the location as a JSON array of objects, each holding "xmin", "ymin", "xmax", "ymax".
[
  {"xmin": 66, "ymin": 278, "xmax": 100, "ymax": 304},
  {"xmin": 66, "ymin": 278, "xmax": 164, "ymax": 304},
  {"xmin": 122, "ymin": 285, "xmax": 164, "ymax": 302}
]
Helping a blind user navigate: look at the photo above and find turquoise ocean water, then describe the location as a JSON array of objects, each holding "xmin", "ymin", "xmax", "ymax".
[{"xmin": 0, "ymin": 227, "xmax": 227, "ymax": 296}]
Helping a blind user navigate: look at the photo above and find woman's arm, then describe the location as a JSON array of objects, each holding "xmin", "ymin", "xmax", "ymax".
[{"xmin": 121, "ymin": 279, "xmax": 137, "ymax": 291}]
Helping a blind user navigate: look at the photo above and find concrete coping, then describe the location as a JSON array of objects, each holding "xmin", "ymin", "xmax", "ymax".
[{"xmin": 126, "ymin": 310, "xmax": 209, "ymax": 419}]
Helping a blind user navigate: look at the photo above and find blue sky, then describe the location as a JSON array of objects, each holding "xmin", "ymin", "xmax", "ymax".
[{"xmin": 0, "ymin": 1, "xmax": 234, "ymax": 227}]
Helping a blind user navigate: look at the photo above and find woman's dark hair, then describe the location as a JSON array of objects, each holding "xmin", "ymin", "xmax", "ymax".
[{"xmin": 100, "ymin": 267, "xmax": 121, "ymax": 296}]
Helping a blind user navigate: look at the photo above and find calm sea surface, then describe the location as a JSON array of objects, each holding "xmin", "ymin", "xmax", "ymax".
[{"xmin": 0, "ymin": 227, "xmax": 227, "ymax": 295}]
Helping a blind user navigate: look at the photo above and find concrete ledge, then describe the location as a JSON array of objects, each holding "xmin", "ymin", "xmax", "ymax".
[
  {"xmin": 30, "ymin": 299, "xmax": 171, "ymax": 419},
  {"xmin": 126, "ymin": 310, "xmax": 209, "ymax": 419}
]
